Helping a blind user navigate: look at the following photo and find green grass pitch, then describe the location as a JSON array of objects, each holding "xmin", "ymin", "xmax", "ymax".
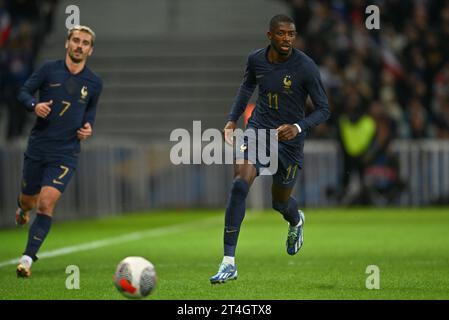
[{"xmin": 0, "ymin": 208, "xmax": 448, "ymax": 300}]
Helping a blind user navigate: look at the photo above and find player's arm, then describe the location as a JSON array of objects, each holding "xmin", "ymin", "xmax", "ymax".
[
  {"xmin": 17, "ymin": 62, "xmax": 51, "ymax": 115},
  {"xmin": 296, "ymin": 60, "xmax": 331, "ymax": 132},
  {"xmin": 277, "ymin": 62, "xmax": 330, "ymax": 141},
  {"xmin": 224, "ymin": 56, "xmax": 257, "ymax": 145},
  {"xmin": 78, "ymin": 80, "xmax": 103, "ymax": 140}
]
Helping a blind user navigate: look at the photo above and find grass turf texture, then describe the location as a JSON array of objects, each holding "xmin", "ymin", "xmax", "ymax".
[{"xmin": 0, "ymin": 208, "xmax": 448, "ymax": 300}]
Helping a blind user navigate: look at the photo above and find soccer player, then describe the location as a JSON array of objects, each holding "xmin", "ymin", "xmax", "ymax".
[
  {"xmin": 15, "ymin": 25, "xmax": 103, "ymax": 277},
  {"xmin": 210, "ymin": 14, "xmax": 330, "ymax": 284}
]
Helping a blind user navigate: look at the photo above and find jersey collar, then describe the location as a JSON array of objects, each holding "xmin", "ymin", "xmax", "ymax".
[
  {"xmin": 63, "ymin": 59, "xmax": 87, "ymax": 76},
  {"xmin": 264, "ymin": 45, "xmax": 296, "ymax": 65}
]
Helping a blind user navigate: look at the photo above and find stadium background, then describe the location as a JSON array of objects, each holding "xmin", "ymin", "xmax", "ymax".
[
  {"xmin": 0, "ymin": 0, "xmax": 448, "ymax": 301},
  {"xmin": 1, "ymin": 0, "xmax": 448, "ymax": 226}
]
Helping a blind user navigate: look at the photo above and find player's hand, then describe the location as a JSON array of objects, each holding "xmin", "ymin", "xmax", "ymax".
[
  {"xmin": 34, "ymin": 100, "xmax": 53, "ymax": 118},
  {"xmin": 223, "ymin": 121, "xmax": 237, "ymax": 146},
  {"xmin": 77, "ymin": 122, "xmax": 92, "ymax": 140},
  {"xmin": 276, "ymin": 124, "xmax": 299, "ymax": 141}
]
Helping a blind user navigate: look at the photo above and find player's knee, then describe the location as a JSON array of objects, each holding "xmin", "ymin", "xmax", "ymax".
[
  {"xmin": 37, "ymin": 197, "xmax": 56, "ymax": 215},
  {"xmin": 272, "ymin": 201, "xmax": 288, "ymax": 214},
  {"xmin": 230, "ymin": 178, "xmax": 250, "ymax": 199}
]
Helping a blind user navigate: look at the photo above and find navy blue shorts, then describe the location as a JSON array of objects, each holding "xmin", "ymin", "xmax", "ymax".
[
  {"xmin": 21, "ymin": 154, "xmax": 77, "ymax": 195},
  {"xmin": 235, "ymin": 127, "xmax": 303, "ymax": 188}
]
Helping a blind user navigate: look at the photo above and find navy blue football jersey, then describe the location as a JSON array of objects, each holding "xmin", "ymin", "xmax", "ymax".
[
  {"xmin": 228, "ymin": 46, "xmax": 330, "ymax": 147},
  {"xmin": 18, "ymin": 60, "xmax": 103, "ymax": 160}
]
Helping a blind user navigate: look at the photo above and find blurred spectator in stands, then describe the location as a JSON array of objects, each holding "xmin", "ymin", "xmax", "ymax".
[
  {"xmin": 405, "ymin": 98, "xmax": 434, "ymax": 139},
  {"xmin": 425, "ymin": 32, "xmax": 444, "ymax": 83},
  {"xmin": 3, "ymin": 19, "xmax": 34, "ymax": 139},
  {"xmin": 277, "ymin": 0, "xmax": 449, "ymax": 141},
  {"xmin": 0, "ymin": 0, "xmax": 10, "ymax": 46},
  {"xmin": 319, "ymin": 55, "xmax": 342, "ymax": 93},
  {"xmin": 434, "ymin": 98, "xmax": 449, "ymax": 138},
  {"xmin": 363, "ymin": 100, "xmax": 405, "ymax": 205},
  {"xmin": 41, "ymin": 0, "xmax": 57, "ymax": 34},
  {"xmin": 0, "ymin": 0, "xmax": 11, "ymax": 129},
  {"xmin": 345, "ymin": 54, "xmax": 372, "ymax": 99},
  {"xmin": 331, "ymin": 20, "xmax": 352, "ymax": 67},
  {"xmin": 440, "ymin": 2, "xmax": 449, "ymax": 57},
  {"xmin": 364, "ymin": 100, "xmax": 396, "ymax": 166},
  {"xmin": 284, "ymin": 0, "xmax": 311, "ymax": 34},
  {"xmin": 378, "ymin": 69, "xmax": 407, "ymax": 136},
  {"xmin": 1, "ymin": 0, "xmax": 58, "ymax": 140},
  {"xmin": 317, "ymin": 54, "xmax": 342, "ymax": 138},
  {"xmin": 433, "ymin": 62, "xmax": 449, "ymax": 109},
  {"xmin": 332, "ymin": 95, "xmax": 405, "ymax": 205},
  {"xmin": 334, "ymin": 87, "xmax": 374, "ymax": 204}
]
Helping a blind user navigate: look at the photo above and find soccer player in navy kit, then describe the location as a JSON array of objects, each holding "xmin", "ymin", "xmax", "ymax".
[
  {"xmin": 210, "ymin": 15, "xmax": 330, "ymax": 283},
  {"xmin": 15, "ymin": 25, "xmax": 102, "ymax": 277}
]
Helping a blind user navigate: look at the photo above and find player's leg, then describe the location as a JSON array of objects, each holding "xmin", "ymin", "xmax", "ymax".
[
  {"xmin": 272, "ymin": 183, "xmax": 300, "ymax": 225},
  {"xmin": 16, "ymin": 194, "xmax": 39, "ymax": 226},
  {"xmin": 17, "ymin": 186, "xmax": 62, "ymax": 278},
  {"xmin": 28, "ymin": 186, "xmax": 61, "ymax": 254},
  {"xmin": 210, "ymin": 160, "xmax": 257, "ymax": 284},
  {"xmin": 16, "ymin": 156, "xmax": 44, "ymax": 226},
  {"xmin": 18, "ymin": 194, "xmax": 39, "ymax": 211},
  {"xmin": 272, "ymin": 182, "xmax": 305, "ymax": 255},
  {"xmin": 17, "ymin": 163, "xmax": 75, "ymax": 278},
  {"xmin": 224, "ymin": 160, "xmax": 257, "ymax": 258},
  {"xmin": 272, "ymin": 158, "xmax": 305, "ymax": 256}
]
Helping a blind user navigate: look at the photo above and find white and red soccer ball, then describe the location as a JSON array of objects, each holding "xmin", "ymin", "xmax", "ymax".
[{"xmin": 113, "ymin": 256, "xmax": 157, "ymax": 299}]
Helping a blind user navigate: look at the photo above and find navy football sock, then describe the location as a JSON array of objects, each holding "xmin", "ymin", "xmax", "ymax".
[
  {"xmin": 224, "ymin": 179, "xmax": 250, "ymax": 257},
  {"xmin": 24, "ymin": 213, "xmax": 52, "ymax": 261},
  {"xmin": 273, "ymin": 197, "xmax": 300, "ymax": 226}
]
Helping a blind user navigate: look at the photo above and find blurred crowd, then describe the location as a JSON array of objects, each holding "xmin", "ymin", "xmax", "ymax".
[
  {"xmin": 283, "ymin": 0, "xmax": 449, "ymax": 140},
  {"xmin": 0, "ymin": 0, "xmax": 57, "ymax": 140},
  {"xmin": 281, "ymin": 0, "xmax": 449, "ymax": 204}
]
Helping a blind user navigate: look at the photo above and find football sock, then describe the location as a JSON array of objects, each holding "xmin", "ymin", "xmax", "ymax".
[
  {"xmin": 24, "ymin": 213, "xmax": 52, "ymax": 261},
  {"xmin": 273, "ymin": 197, "xmax": 300, "ymax": 226},
  {"xmin": 224, "ymin": 178, "xmax": 249, "ymax": 257},
  {"xmin": 222, "ymin": 256, "xmax": 235, "ymax": 266},
  {"xmin": 19, "ymin": 255, "xmax": 33, "ymax": 268}
]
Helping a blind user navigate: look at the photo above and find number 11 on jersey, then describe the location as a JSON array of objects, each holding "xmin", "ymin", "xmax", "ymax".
[{"xmin": 267, "ymin": 92, "xmax": 278, "ymax": 110}]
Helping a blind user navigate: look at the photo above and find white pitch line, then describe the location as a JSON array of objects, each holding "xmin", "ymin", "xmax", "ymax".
[{"xmin": 0, "ymin": 216, "xmax": 222, "ymax": 269}]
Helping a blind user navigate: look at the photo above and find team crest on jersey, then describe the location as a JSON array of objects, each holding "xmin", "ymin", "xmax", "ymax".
[
  {"xmin": 283, "ymin": 75, "xmax": 292, "ymax": 93},
  {"xmin": 80, "ymin": 86, "xmax": 88, "ymax": 99}
]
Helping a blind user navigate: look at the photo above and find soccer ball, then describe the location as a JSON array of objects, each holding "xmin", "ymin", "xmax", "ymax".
[{"xmin": 113, "ymin": 256, "xmax": 157, "ymax": 299}]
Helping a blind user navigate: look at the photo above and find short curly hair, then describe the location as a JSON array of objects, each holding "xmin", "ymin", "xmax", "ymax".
[{"xmin": 269, "ymin": 14, "xmax": 295, "ymax": 31}]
